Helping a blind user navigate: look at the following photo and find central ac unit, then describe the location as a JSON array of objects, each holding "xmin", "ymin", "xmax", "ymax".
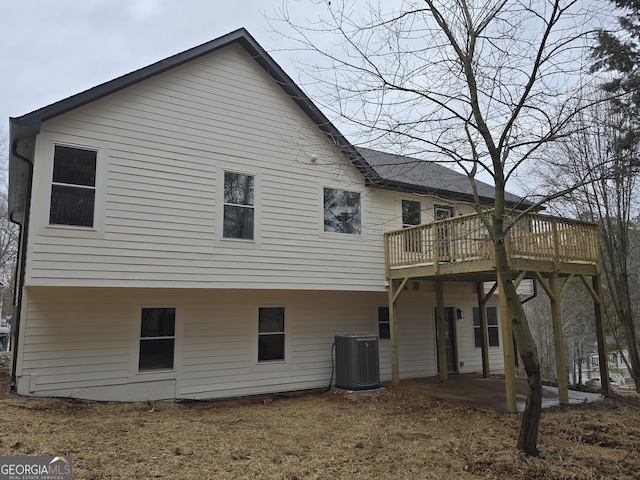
[{"xmin": 334, "ymin": 334, "xmax": 380, "ymax": 390}]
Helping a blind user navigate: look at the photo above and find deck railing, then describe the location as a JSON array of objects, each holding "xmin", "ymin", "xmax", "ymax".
[{"xmin": 385, "ymin": 212, "xmax": 600, "ymax": 271}]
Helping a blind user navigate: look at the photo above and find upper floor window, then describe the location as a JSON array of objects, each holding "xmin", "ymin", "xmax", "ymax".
[
  {"xmin": 402, "ymin": 200, "xmax": 421, "ymax": 227},
  {"xmin": 402, "ymin": 199, "xmax": 422, "ymax": 252},
  {"xmin": 50, "ymin": 145, "xmax": 97, "ymax": 227},
  {"xmin": 223, "ymin": 171, "xmax": 254, "ymax": 240},
  {"xmin": 323, "ymin": 188, "xmax": 361, "ymax": 234},
  {"xmin": 435, "ymin": 204, "xmax": 454, "ymax": 221}
]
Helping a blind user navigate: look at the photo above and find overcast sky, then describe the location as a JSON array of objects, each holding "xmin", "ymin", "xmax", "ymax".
[{"xmin": 0, "ymin": 0, "xmax": 332, "ymax": 135}]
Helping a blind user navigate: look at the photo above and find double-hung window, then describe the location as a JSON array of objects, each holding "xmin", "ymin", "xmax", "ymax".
[
  {"xmin": 223, "ymin": 171, "xmax": 254, "ymax": 240},
  {"xmin": 402, "ymin": 200, "xmax": 421, "ymax": 227},
  {"xmin": 473, "ymin": 306, "xmax": 500, "ymax": 348},
  {"xmin": 50, "ymin": 145, "xmax": 97, "ymax": 227},
  {"xmin": 258, "ymin": 307, "xmax": 285, "ymax": 362},
  {"xmin": 378, "ymin": 306, "xmax": 390, "ymax": 340},
  {"xmin": 323, "ymin": 188, "xmax": 361, "ymax": 234},
  {"xmin": 139, "ymin": 307, "xmax": 176, "ymax": 372}
]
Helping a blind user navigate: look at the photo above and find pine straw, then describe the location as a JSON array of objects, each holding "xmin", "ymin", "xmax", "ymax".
[{"xmin": 0, "ymin": 369, "xmax": 638, "ymax": 479}]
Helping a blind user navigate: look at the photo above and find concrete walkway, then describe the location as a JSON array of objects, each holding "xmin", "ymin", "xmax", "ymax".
[{"xmin": 387, "ymin": 374, "xmax": 606, "ymax": 412}]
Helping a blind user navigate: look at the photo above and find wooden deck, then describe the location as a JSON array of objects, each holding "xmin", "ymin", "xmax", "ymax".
[
  {"xmin": 385, "ymin": 212, "xmax": 601, "ymax": 280},
  {"xmin": 384, "ymin": 211, "xmax": 610, "ymax": 412}
]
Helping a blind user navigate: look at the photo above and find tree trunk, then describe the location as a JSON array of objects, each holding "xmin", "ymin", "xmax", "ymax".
[
  {"xmin": 578, "ymin": 348, "xmax": 583, "ymax": 385},
  {"xmin": 605, "ymin": 259, "xmax": 640, "ymax": 390},
  {"xmin": 494, "ymin": 235, "xmax": 542, "ymax": 456},
  {"xmin": 619, "ymin": 309, "xmax": 640, "ymax": 392}
]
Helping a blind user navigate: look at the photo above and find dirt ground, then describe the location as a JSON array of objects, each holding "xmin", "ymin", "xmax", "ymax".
[{"xmin": 0, "ymin": 365, "xmax": 639, "ymax": 479}]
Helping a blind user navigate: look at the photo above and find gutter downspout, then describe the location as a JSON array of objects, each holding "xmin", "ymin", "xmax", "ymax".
[
  {"xmin": 9, "ymin": 141, "xmax": 34, "ymax": 391},
  {"xmin": 520, "ymin": 279, "xmax": 538, "ymax": 305}
]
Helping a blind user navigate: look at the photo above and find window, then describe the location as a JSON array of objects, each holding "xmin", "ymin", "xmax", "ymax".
[
  {"xmin": 258, "ymin": 307, "xmax": 285, "ymax": 362},
  {"xmin": 223, "ymin": 171, "xmax": 254, "ymax": 240},
  {"xmin": 402, "ymin": 200, "xmax": 421, "ymax": 227},
  {"xmin": 50, "ymin": 145, "xmax": 97, "ymax": 227},
  {"xmin": 434, "ymin": 205, "xmax": 453, "ymax": 221},
  {"xmin": 378, "ymin": 306, "xmax": 390, "ymax": 340},
  {"xmin": 139, "ymin": 308, "xmax": 176, "ymax": 371},
  {"xmin": 402, "ymin": 200, "xmax": 422, "ymax": 252},
  {"xmin": 434, "ymin": 205, "xmax": 454, "ymax": 259},
  {"xmin": 323, "ymin": 188, "xmax": 361, "ymax": 234},
  {"xmin": 473, "ymin": 306, "xmax": 499, "ymax": 348}
]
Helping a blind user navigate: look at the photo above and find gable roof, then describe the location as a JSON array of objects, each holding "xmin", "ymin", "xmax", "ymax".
[
  {"xmin": 358, "ymin": 148, "xmax": 524, "ymax": 207},
  {"xmin": 8, "ymin": 28, "xmax": 376, "ymax": 222},
  {"xmin": 9, "ymin": 28, "xmax": 525, "ymax": 223}
]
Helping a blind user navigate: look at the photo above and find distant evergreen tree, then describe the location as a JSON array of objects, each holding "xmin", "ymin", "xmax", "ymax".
[
  {"xmin": 592, "ymin": 0, "xmax": 640, "ymax": 158},
  {"xmin": 591, "ymin": 1, "xmax": 640, "ymax": 391}
]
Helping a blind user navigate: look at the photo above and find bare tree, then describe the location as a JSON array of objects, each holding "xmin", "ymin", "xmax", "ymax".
[
  {"xmin": 561, "ymin": 282, "xmax": 597, "ymax": 385},
  {"xmin": 549, "ymin": 99, "xmax": 640, "ymax": 391},
  {"xmin": 274, "ymin": 0, "xmax": 610, "ymax": 455},
  {"xmin": 0, "ymin": 127, "xmax": 18, "ymax": 319},
  {"xmin": 523, "ymin": 294, "xmax": 557, "ymax": 381},
  {"xmin": 525, "ymin": 282, "xmax": 595, "ymax": 386}
]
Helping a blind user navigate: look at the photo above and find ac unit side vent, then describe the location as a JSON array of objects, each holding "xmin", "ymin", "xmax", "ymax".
[{"xmin": 334, "ymin": 334, "xmax": 380, "ymax": 390}]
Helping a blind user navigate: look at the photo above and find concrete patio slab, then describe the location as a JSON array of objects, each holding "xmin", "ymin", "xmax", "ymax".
[{"xmin": 386, "ymin": 374, "xmax": 606, "ymax": 412}]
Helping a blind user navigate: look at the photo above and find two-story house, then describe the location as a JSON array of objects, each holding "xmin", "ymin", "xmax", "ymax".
[{"xmin": 8, "ymin": 29, "xmax": 607, "ymax": 403}]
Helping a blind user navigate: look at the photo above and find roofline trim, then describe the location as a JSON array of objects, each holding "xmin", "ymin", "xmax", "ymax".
[
  {"xmin": 367, "ymin": 178, "xmax": 530, "ymax": 209},
  {"xmin": 10, "ymin": 28, "xmax": 377, "ymax": 182}
]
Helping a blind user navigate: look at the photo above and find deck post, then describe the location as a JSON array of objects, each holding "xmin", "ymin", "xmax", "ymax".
[
  {"xmin": 477, "ymin": 282, "xmax": 490, "ymax": 378},
  {"xmin": 497, "ymin": 278, "xmax": 517, "ymax": 412},
  {"xmin": 388, "ymin": 278, "xmax": 407, "ymax": 387},
  {"xmin": 436, "ymin": 280, "xmax": 448, "ymax": 383},
  {"xmin": 549, "ymin": 274, "xmax": 569, "ymax": 405}
]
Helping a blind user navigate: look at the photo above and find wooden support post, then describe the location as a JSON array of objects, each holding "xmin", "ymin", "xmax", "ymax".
[
  {"xmin": 389, "ymin": 279, "xmax": 400, "ymax": 386},
  {"xmin": 592, "ymin": 274, "xmax": 612, "ymax": 396},
  {"xmin": 549, "ymin": 274, "xmax": 569, "ymax": 405},
  {"xmin": 436, "ymin": 280, "xmax": 448, "ymax": 383},
  {"xmin": 388, "ymin": 277, "xmax": 408, "ymax": 387},
  {"xmin": 477, "ymin": 282, "xmax": 490, "ymax": 378},
  {"xmin": 497, "ymin": 277, "xmax": 517, "ymax": 412}
]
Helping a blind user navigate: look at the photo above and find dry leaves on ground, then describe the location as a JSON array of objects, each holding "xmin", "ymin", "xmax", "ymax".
[{"xmin": 0, "ymin": 367, "xmax": 638, "ymax": 479}]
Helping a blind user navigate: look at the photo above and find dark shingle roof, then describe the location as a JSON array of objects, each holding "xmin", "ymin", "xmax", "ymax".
[{"xmin": 357, "ymin": 147, "xmax": 524, "ymax": 207}]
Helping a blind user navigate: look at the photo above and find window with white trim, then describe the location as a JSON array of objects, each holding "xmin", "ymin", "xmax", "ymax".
[
  {"xmin": 402, "ymin": 199, "xmax": 422, "ymax": 252},
  {"xmin": 139, "ymin": 307, "xmax": 176, "ymax": 371},
  {"xmin": 323, "ymin": 188, "xmax": 361, "ymax": 234},
  {"xmin": 50, "ymin": 145, "xmax": 97, "ymax": 227},
  {"xmin": 473, "ymin": 306, "xmax": 500, "ymax": 348},
  {"xmin": 402, "ymin": 200, "xmax": 421, "ymax": 227},
  {"xmin": 258, "ymin": 307, "xmax": 285, "ymax": 362},
  {"xmin": 223, "ymin": 171, "xmax": 255, "ymax": 240},
  {"xmin": 434, "ymin": 205, "xmax": 453, "ymax": 221}
]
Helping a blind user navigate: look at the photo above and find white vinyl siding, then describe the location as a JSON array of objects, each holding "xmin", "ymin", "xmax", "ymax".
[
  {"xmin": 16, "ymin": 286, "xmax": 504, "ymax": 401},
  {"xmin": 25, "ymin": 44, "xmax": 388, "ymax": 291}
]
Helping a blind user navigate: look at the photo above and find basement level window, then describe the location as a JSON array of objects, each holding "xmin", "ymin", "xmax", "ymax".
[
  {"xmin": 139, "ymin": 308, "xmax": 176, "ymax": 372},
  {"xmin": 49, "ymin": 145, "xmax": 97, "ymax": 228},
  {"xmin": 258, "ymin": 307, "xmax": 285, "ymax": 362},
  {"xmin": 378, "ymin": 306, "xmax": 390, "ymax": 340},
  {"xmin": 473, "ymin": 306, "xmax": 500, "ymax": 348}
]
